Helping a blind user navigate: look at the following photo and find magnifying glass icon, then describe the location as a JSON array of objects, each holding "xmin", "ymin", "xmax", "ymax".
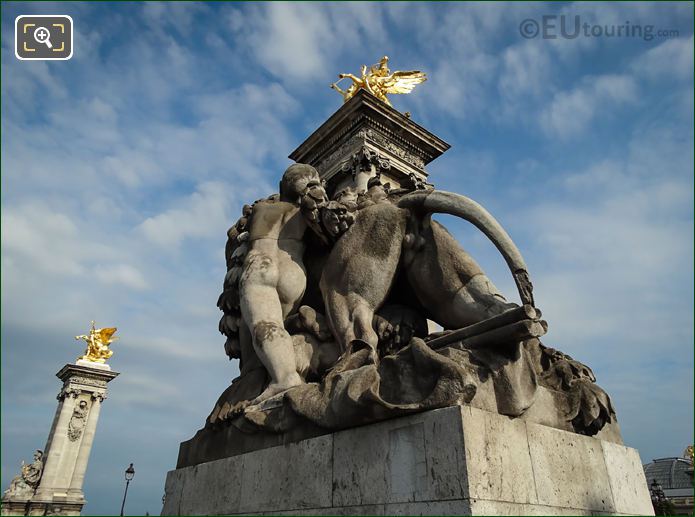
[{"xmin": 33, "ymin": 26, "xmax": 53, "ymax": 49}]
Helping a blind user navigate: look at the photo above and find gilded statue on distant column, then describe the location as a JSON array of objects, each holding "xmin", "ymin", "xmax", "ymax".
[
  {"xmin": 330, "ymin": 56, "xmax": 426, "ymax": 106},
  {"xmin": 75, "ymin": 321, "xmax": 117, "ymax": 363}
]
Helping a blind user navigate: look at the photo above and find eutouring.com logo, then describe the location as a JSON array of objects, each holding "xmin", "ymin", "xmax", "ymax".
[{"xmin": 519, "ymin": 15, "xmax": 679, "ymax": 41}]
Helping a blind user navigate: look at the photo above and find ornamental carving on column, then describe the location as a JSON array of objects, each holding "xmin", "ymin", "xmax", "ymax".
[
  {"xmin": 57, "ymin": 387, "xmax": 82, "ymax": 400},
  {"xmin": 340, "ymin": 145, "xmax": 391, "ymax": 179},
  {"xmin": 67, "ymin": 400, "xmax": 90, "ymax": 442}
]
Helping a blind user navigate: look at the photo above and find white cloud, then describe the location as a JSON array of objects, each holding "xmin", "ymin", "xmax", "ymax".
[
  {"xmin": 517, "ymin": 123, "xmax": 693, "ymax": 365},
  {"xmin": 246, "ymin": 4, "xmax": 331, "ymax": 79},
  {"xmin": 2, "ymin": 203, "xmax": 85, "ymax": 276},
  {"xmin": 228, "ymin": 3, "xmax": 389, "ymax": 84},
  {"xmin": 1, "ymin": 202, "xmax": 150, "ymax": 297},
  {"xmin": 632, "ymin": 35, "xmax": 694, "ymax": 82},
  {"xmin": 137, "ymin": 181, "xmax": 232, "ymax": 248},
  {"xmin": 94, "ymin": 264, "xmax": 148, "ymax": 291},
  {"xmin": 499, "ymin": 41, "xmax": 553, "ymax": 100},
  {"xmin": 108, "ymin": 373, "xmax": 182, "ymax": 409},
  {"xmin": 540, "ymin": 74, "xmax": 638, "ymax": 138},
  {"xmin": 141, "ymin": 2, "xmax": 209, "ymax": 37}
]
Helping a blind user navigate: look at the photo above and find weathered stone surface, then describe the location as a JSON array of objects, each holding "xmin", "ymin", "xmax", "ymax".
[
  {"xmin": 601, "ymin": 440, "xmax": 654, "ymax": 515},
  {"xmin": 527, "ymin": 420, "xmax": 615, "ymax": 512},
  {"xmin": 177, "ymin": 417, "xmax": 328, "ymax": 468},
  {"xmin": 161, "ymin": 468, "xmax": 186, "ymax": 515},
  {"xmin": 332, "ymin": 409, "xmax": 466, "ymax": 507},
  {"xmin": 238, "ymin": 435, "xmax": 332, "ymax": 514},
  {"xmin": 164, "ymin": 435, "xmax": 332, "ymax": 516},
  {"xmin": 461, "ymin": 406, "xmax": 537, "ymax": 504},
  {"xmin": 179, "ymin": 458, "xmax": 243, "ymax": 515},
  {"xmin": 231, "ymin": 500, "xmax": 643, "ymax": 516},
  {"xmin": 162, "ymin": 406, "xmax": 653, "ymax": 516},
  {"xmin": 468, "ymin": 500, "xmax": 594, "ymax": 515}
]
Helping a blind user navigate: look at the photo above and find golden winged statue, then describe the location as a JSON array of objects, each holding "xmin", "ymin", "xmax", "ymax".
[
  {"xmin": 330, "ymin": 56, "xmax": 426, "ymax": 107},
  {"xmin": 75, "ymin": 321, "xmax": 117, "ymax": 363}
]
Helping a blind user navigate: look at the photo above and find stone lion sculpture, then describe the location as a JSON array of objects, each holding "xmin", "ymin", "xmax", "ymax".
[{"xmin": 209, "ymin": 165, "xmax": 616, "ymax": 440}]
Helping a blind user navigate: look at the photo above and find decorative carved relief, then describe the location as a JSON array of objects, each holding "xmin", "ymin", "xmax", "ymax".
[
  {"xmin": 68, "ymin": 376, "xmax": 108, "ymax": 389},
  {"xmin": 57, "ymin": 387, "xmax": 82, "ymax": 400},
  {"xmin": 364, "ymin": 128, "xmax": 426, "ymax": 170},
  {"xmin": 317, "ymin": 133, "xmax": 362, "ymax": 175},
  {"xmin": 314, "ymin": 114, "xmax": 419, "ymax": 158},
  {"xmin": 316, "ymin": 124, "xmax": 426, "ymax": 176},
  {"xmin": 339, "ymin": 145, "xmax": 391, "ymax": 179},
  {"xmin": 67, "ymin": 400, "xmax": 90, "ymax": 442}
]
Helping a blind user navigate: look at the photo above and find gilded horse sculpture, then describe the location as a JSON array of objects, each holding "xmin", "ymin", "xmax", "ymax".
[
  {"xmin": 75, "ymin": 321, "xmax": 118, "ymax": 363},
  {"xmin": 330, "ymin": 56, "xmax": 426, "ymax": 106}
]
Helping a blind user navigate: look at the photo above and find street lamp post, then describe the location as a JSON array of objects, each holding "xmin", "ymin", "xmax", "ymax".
[{"xmin": 119, "ymin": 463, "xmax": 135, "ymax": 516}]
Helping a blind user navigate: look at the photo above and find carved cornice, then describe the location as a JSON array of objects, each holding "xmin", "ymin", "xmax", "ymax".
[
  {"xmin": 58, "ymin": 386, "xmax": 106, "ymax": 402},
  {"xmin": 68, "ymin": 376, "xmax": 107, "ymax": 389},
  {"xmin": 289, "ymin": 89, "xmax": 449, "ymax": 178},
  {"xmin": 55, "ymin": 364, "xmax": 117, "ymax": 400},
  {"xmin": 364, "ymin": 127, "xmax": 426, "ymax": 170},
  {"xmin": 56, "ymin": 364, "xmax": 119, "ymax": 383},
  {"xmin": 316, "ymin": 126, "xmax": 426, "ymax": 178},
  {"xmin": 317, "ymin": 132, "xmax": 363, "ymax": 176},
  {"xmin": 312, "ymin": 114, "xmax": 429, "ymax": 170}
]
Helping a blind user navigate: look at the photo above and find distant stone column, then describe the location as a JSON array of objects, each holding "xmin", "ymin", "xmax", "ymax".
[
  {"xmin": 2, "ymin": 362, "xmax": 119, "ymax": 517},
  {"xmin": 33, "ymin": 362, "xmax": 118, "ymax": 516}
]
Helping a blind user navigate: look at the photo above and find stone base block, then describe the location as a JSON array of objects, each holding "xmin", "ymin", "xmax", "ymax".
[
  {"xmin": 161, "ymin": 406, "xmax": 654, "ymax": 516},
  {"xmin": 0, "ymin": 498, "xmax": 82, "ymax": 516},
  {"xmin": 75, "ymin": 359, "xmax": 111, "ymax": 371},
  {"xmin": 1, "ymin": 499, "xmax": 30, "ymax": 516}
]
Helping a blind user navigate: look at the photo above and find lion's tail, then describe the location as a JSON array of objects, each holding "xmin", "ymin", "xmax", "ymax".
[{"xmin": 398, "ymin": 190, "xmax": 534, "ymax": 307}]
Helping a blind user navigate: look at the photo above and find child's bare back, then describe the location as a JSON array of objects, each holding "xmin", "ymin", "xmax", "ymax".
[{"xmin": 239, "ymin": 164, "xmax": 327, "ymax": 404}]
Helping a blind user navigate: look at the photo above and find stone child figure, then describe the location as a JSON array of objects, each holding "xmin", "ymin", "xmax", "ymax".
[
  {"xmin": 240, "ymin": 164, "xmax": 327, "ymax": 403},
  {"xmin": 4, "ymin": 450, "xmax": 44, "ymax": 498}
]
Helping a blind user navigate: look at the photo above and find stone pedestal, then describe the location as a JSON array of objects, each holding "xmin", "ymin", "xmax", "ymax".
[
  {"xmin": 161, "ymin": 406, "xmax": 653, "ymax": 516},
  {"xmin": 2, "ymin": 363, "xmax": 118, "ymax": 516}
]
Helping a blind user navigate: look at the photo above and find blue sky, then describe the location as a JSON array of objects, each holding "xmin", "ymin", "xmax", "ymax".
[{"xmin": 1, "ymin": 2, "xmax": 693, "ymax": 515}]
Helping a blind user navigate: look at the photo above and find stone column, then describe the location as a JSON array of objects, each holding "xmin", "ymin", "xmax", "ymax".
[
  {"xmin": 67, "ymin": 394, "xmax": 104, "ymax": 500},
  {"xmin": 27, "ymin": 362, "xmax": 118, "ymax": 516}
]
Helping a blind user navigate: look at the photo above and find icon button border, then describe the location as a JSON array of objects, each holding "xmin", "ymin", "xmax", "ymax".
[{"xmin": 15, "ymin": 15, "xmax": 73, "ymax": 61}]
